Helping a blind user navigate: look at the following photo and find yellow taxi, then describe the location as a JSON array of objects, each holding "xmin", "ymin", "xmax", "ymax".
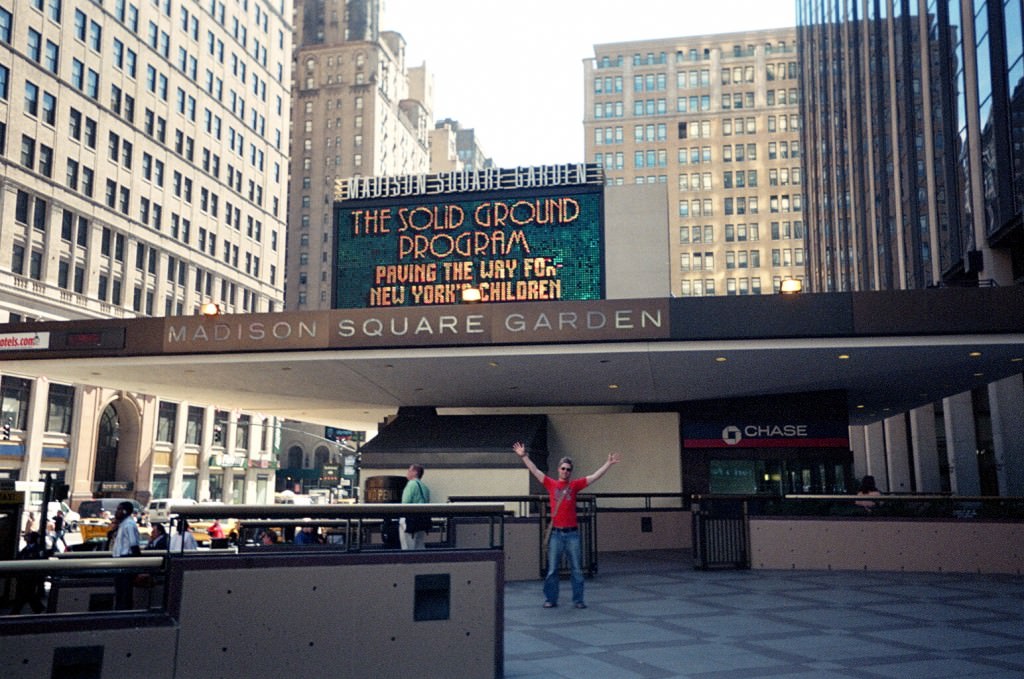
[{"xmin": 187, "ymin": 517, "xmax": 239, "ymax": 546}]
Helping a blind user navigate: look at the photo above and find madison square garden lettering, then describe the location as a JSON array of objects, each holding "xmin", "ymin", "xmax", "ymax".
[{"xmin": 333, "ymin": 183, "xmax": 605, "ymax": 309}]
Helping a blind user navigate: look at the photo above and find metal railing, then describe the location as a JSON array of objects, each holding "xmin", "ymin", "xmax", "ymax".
[
  {"xmin": 171, "ymin": 502, "xmax": 508, "ymax": 551},
  {"xmin": 0, "ymin": 503, "xmax": 507, "ymax": 619},
  {"xmin": 450, "ymin": 494, "xmax": 600, "ymax": 577}
]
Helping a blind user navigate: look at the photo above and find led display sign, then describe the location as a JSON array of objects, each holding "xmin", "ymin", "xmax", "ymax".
[{"xmin": 333, "ymin": 166, "xmax": 605, "ymax": 309}]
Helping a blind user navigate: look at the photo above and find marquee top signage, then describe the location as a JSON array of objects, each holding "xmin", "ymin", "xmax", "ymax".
[{"xmin": 334, "ymin": 163, "xmax": 604, "ymax": 201}]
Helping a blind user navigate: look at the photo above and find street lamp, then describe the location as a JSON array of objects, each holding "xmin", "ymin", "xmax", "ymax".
[
  {"xmin": 779, "ymin": 279, "xmax": 803, "ymax": 294},
  {"xmin": 199, "ymin": 301, "xmax": 222, "ymax": 316},
  {"xmin": 461, "ymin": 284, "xmax": 486, "ymax": 303}
]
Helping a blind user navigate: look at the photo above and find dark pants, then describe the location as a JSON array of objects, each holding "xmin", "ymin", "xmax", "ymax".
[
  {"xmin": 114, "ymin": 573, "xmax": 135, "ymax": 610},
  {"xmin": 11, "ymin": 575, "xmax": 45, "ymax": 614}
]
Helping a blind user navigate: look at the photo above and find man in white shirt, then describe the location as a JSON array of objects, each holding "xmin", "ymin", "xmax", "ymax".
[{"xmin": 111, "ymin": 501, "xmax": 141, "ymax": 609}]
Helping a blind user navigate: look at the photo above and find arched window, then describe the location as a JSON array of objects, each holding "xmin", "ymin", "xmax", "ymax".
[{"xmin": 94, "ymin": 404, "xmax": 120, "ymax": 482}]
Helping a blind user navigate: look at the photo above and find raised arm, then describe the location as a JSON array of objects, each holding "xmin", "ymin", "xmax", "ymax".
[
  {"xmin": 512, "ymin": 441, "xmax": 548, "ymax": 484},
  {"xmin": 585, "ymin": 452, "xmax": 622, "ymax": 486}
]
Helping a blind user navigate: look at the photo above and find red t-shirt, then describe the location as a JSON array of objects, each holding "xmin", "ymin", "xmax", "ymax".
[{"xmin": 543, "ymin": 476, "xmax": 589, "ymax": 528}]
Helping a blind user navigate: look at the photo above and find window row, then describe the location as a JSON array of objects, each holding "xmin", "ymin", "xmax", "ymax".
[
  {"xmin": 0, "ymin": 376, "xmax": 75, "ymax": 435},
  {"xmin": 680, "ymin": 223, "xmax": 804, "ymax": 245},
  {"xmin": 156, "ymin": 402, "xmax": 256, "ymax": 449},
  {"xmin": 679, "ymin": 279, "xmax": 717, "ymax": 297},
  {"xmin": 634, "ymin": 149, "xmax": 668, "ymax": 168},
  {"xmin": 12, "ymin": 189, "xmax": 274, "ymax": 297},
  {"xmin": 633, "ymin": 73, "xmax": 667, "ymax": 92}
]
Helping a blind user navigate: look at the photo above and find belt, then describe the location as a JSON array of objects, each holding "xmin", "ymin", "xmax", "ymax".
[{"xmin": 551, "ymin": 527, "xmax": 578, "ymax": 532}]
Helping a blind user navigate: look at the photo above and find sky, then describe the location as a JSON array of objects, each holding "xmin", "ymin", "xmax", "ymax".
[{"xmin": 380, "ymin": 0, "xmax": 797, "ymax": 168}]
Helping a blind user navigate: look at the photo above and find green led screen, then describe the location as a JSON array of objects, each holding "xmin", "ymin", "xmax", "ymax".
[{"xmin": 333, "ymin": 184, "xmax": 604, "ymax": 308}]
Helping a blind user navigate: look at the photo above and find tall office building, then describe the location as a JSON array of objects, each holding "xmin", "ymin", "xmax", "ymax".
[
  {"xmin": 0, "ymin": 0, "xmax": 293, "ymax": 506},
  {"xmin": 583, "ymin": 28, "xmax": 807, "ymax": 298},
  {"xmin": 286, "ymin": 0, "xmax": 433, "ymax": 312},
  {"xmin": 797, "ymin": 0, "xmax": 1024, "ymax": 494},
  {"xmin": 281, "ymin": 2, "xmax": 497, "ymax": 492}
]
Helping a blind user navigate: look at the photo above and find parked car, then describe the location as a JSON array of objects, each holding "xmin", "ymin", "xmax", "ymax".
[{"xmin": 77, "ymin": 498, "xmax": 143, "ymax": 519}]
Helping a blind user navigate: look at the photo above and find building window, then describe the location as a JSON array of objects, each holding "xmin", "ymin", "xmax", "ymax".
[
  {"xmin": 235, "ymin": 414, "xmax": 250, "ymax": 450},
  {"xmin": 46, "ymin": 383, "xmax": 75, "ymax": 434},
  {"xmin": 185, "ymin": 405, "xmax": 204, "ymax": 445},
  {"xmin": 0, "ymin": 375, "xmax": 32, "ymax": 430},
  {"xmin": 157, "ymin": 401, "xmax": 177, "ymax": 442}
]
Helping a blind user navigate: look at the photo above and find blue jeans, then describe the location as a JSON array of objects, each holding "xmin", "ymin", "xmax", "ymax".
[{"xmin": 544, "ymin": 528, "xmax": 584, "ymax": 605}]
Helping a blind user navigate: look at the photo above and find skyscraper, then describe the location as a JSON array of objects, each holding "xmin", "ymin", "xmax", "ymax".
[
  {"xmin": 797, "ymin": 0, "xmax": 1024, "ymax": 495},
  {"xmin": 287, "ymin": 0, "xmax": 433, "ymax": 312},
  {"xmin": 583, "ymin": 28, "xmax": 807, "ymax": 298},
  {"xmin": 0, "ymin": 0, "xmax": 293, "ymax": 504}
]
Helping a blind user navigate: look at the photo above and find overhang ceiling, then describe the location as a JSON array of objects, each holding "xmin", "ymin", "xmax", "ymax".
[{"xmin": 0, "ymin": 289, "xmax": 1021, "ymax": 433}]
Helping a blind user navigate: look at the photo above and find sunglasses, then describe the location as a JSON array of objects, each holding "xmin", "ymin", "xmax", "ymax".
[{"xmin": 559, "ymin": 466, "xmax": 573, "ymax": 472}]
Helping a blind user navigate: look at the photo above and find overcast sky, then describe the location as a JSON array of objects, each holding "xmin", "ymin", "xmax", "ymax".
[{"xmin": 380, "ymin": 0, "xmax": 797, "ymax": 168}]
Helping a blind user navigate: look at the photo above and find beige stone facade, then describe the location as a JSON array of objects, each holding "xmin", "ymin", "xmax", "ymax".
[
  {"xmin": 0, "ymin": 0, "xmax": 292, "ymax": 505},
  {"xmin": 584, "ymin": 29, "xmax": 806, "ymax": 297}
]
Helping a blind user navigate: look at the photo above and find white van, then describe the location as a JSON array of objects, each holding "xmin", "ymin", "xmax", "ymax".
[
  {"xmin": 148, "ymin": 498, "xmax": 197, "ymax": 523},
  {"xmin": 15, "ymin": 481, "xmax": 80, "ymax": 531}
]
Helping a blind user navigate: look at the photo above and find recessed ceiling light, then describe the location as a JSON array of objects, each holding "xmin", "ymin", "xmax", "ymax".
[
  {"xmin": 837, "ymin": 354, "xmax": 850, "ymax": 360},
  {"xmin": 608, "ymin": 384, "xmax": 619, "ymax": 389},
  {"xmin": 715, "ymin": 357, "xmax": 727, "ymax": 362},
  {"xmin": 969, "ymin": 351, "xmax": 982, "ymax": 357},
  {"xmin": 973, "ymin": 372, "xmax": 984, "ymax": 377},
  {"xmin": 856, "ymin": 404, "xmax": 865, "ymax": 409},
  {"xmin": 1012, "ymin": 357, "xmax": 1023, "ymax": 363},
  {"xmin": 488, "ymin": 361, "xmax": 499, "ymax": 368}
]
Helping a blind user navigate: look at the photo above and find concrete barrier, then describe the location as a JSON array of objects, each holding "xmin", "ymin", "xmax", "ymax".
[
  {"xmin": 2, "ymin": 549, "xmax": 504, "ymax": 679},
  {"xmin": 750, "ymin": 517, "xmax": 1024, "ymax": 574}
]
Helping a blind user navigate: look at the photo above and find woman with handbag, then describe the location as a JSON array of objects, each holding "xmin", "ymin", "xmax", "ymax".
[{"xmin": 513, "ymin": 441, "xmax": 621, "ymax": 609}]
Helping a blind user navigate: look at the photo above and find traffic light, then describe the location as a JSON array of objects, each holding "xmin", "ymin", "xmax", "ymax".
[
  {"xmin": 213, "ymin": 425, "xmax": 222, "ymax": 443},
  {"xmin": 2, "ymin": 419, "xmax": 10, "ymax": 440}
]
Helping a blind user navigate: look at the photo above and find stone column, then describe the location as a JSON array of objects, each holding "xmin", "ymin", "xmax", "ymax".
[
  {"xmin": 883, "ymin": 413, "xmax": 912, "ymax": 492},
  {"xmin": 168, "ymin": 401, "xmax": 189, "ymax": 498},
  {"xmin": 943, "ymin": 391, "xmax": 980, "ymax": 495},
  {"xmin": 909, "ymin": 404, "xmax": 941, "ymax": 492},
  {"xmin": 848, "ymin": 425, "xmax": 868, "ymax": 479},
  {"xmin": 21, "ymin": 377, "xmax": 49, "ymax": 482},
  {"xmin": 863, "ymin": 420, "xmax": 889, "ymax": 490},
  {"xmin": 989, "ymin": 375, "xmax": 1024, "ymax": 496}
]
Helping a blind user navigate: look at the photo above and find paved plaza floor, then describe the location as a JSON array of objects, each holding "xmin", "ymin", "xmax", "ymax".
[{"xmin": 503, "ymin": 550, "xmax": 1024, "ymax": 679}]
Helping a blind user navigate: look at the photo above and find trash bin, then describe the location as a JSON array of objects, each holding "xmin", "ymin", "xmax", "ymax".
[{"xmin": 692, "ymin": 496, "xmax": 750, "ymax": 570}]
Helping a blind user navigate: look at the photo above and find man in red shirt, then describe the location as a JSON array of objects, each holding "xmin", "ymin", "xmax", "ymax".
[{"xmin": 513, "ymin": 441, "xmax": 621, "ymax": 609}]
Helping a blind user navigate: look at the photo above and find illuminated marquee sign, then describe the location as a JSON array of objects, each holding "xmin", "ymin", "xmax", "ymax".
[{"xmin": 333, "ymin": 164, "xmax": 605, "ymax": 309}]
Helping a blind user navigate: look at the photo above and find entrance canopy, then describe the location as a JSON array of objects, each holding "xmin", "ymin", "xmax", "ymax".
[{"xmin": 0, "ymin": 288, "xmax": 1021, "ymax": 432}]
